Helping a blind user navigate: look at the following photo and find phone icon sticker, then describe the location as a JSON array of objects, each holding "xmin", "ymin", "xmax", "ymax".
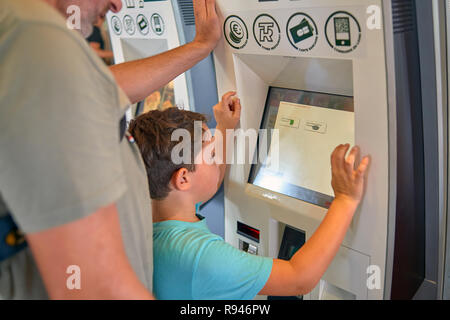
[
  {"xmin": 325, "ymin": 11, "xmax": 362, "ymax": 54},
  {"xmin": 334, "ymin": 17, "xmax": 351, "ymax": 46},
  {"xmin": 151, "ymin": 13, "xmax": 165, "ymax": 36}
]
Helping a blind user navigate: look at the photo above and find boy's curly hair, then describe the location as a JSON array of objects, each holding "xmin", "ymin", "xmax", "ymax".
[{"xmin": 129, "ymin": 108, "xmax": 207, "ymax": 200}]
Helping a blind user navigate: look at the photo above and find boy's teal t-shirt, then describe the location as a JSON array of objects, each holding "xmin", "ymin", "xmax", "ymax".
[{"xmin": 153, "ymin": 217, "xmax": 273, "ymax": 300}]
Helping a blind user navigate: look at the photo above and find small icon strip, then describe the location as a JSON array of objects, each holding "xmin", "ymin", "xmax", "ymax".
[{"xmin": 224, "ymin": 11, "xmax": 362, "ymax": 54}]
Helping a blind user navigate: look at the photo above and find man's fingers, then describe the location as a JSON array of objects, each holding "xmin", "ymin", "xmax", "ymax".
[
  {"xmin": 206, "ymin": 0, "xmax": 217, "ymax": 18},
  {"xmin": 193, "ymin": 0, "xmax": 206, "ymax": 20}
]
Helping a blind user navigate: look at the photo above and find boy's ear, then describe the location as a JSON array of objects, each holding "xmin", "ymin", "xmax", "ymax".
[{"xmin": 171, "ymin": 168, "xmax": 191, "ymax": 192}]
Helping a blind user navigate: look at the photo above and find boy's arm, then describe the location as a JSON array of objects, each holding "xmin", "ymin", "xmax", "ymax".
[
  {"xmin": 213, "ymin": 92, "xmax": 242, "ymax": 187},
  {"xmin": 109, "ymin": 0, "xmax": 221, "ymax": 104},
  {"xmin": 259, "ymin": 144, "xmax": 370, "ymax": 296}
]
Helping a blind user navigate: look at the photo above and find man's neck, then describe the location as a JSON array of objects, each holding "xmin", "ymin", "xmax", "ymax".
[{"xmin": 152, "ymin": 196, "xmax": 199, "ymax": 223}]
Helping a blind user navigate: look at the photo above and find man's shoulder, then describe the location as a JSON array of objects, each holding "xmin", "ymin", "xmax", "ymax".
[
  {"xmin": 0, "ymin": 0, "xmax": 116, "ymax": 92},
  {"xmin": 1, "ymin": 0, "xmax": 107, "ymax": 70},
  {"xmin": 1, "ymin": 0, "xmax": 67, "ymax": 32}
]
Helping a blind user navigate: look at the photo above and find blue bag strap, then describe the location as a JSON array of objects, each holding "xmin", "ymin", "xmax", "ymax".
[{"xmin": 0, "ymin": 214, "xmax": 27, "ymax": 263}]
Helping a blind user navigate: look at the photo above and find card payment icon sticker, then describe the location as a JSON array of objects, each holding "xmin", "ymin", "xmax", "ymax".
[
  {"xmin": 290, "ymin": 18, "xmax": 314, "ymax": 43},
  {"xmin": 137, "ymin": 14, "xmax": 149, "ymax": 35},
  {"xmin": 286, "ymin": 13, "xmax": 318, "ymax": 52}
]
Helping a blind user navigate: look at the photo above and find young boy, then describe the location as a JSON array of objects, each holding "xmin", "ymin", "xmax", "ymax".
[{"xmin": 128, "ymin": 92, "xmax": 370, "ymax": 300}]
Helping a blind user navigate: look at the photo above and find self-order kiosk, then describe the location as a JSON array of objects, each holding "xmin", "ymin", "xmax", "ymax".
[{"xmin": 214, "ymin": 0, "xmax": 447, "ymax": 300}]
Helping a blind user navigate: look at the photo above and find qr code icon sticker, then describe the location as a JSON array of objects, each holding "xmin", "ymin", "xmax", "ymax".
[{"xmin": 334, "ymin": 17, "xmax": 350, "ymax": 33}]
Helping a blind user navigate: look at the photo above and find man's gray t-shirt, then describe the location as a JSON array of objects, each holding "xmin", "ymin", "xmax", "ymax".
[{"xmin": 0, "ymin": 0, "xmax": 153, "ymax": 299}]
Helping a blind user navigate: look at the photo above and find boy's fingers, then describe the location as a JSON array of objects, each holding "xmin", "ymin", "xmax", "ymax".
[
  {"xmin": 222, "ymin": 91, "xmax": 236, "ymax": 106},
  {"xmin": 331, "ymin": 144, "xmax": 344, "ymax": 172},
  {"xmin": 233, "ymin": 98, "xmax": 242, "ymax": 118},
  {"xmin": 222, "ymin": 91, "xmax": 237, "ymax": 110},
  {"xmin": 334, "ymin": 144, "xmax": 350, "ymax": 170},
  {"xmin": 345, "ymin": 146, "xmax": 360, "ymax": 174},
  {"xmin": 356, "ymin": 156, "xmax": 370, "ymax": 181},
  {"xmin": 222, "ymin": 91, "xmax": 236, "ymax": 100}
]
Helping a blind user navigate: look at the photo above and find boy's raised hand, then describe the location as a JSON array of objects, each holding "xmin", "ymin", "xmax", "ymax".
[
  {"xmin": 331, "ymin": 144, "xmax": 370, "ymax": 205},
  {"xmin": 214, "ymin": 91, "xmax": 242, "ymax": 130}
]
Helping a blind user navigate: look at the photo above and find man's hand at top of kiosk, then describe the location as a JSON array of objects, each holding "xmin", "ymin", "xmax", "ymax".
[
  {"xmin": 259, "ymin": 144, "xmax": 370, "ymax": 297},
  {"xmin": 193, "ymin": 0, "xmax": 222, "ymax": 52},
  {"xmin": 110, "ymin": 0, "xmax": 222, "ymax": 104}
]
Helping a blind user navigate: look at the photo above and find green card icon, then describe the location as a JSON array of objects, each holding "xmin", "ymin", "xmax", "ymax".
[{"xmin": 290, "ymin": 18, "xmax": 314, "ymax": 43}]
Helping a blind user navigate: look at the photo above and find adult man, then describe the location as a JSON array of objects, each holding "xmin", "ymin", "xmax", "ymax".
[{"xmin": 0, "ymin": 0, "xmax": 221, "ymax": 299}]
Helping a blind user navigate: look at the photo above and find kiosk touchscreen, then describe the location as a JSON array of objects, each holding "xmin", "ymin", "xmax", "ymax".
[{"xmin": 249, "ymin": 87, "xmax": 354, "ymax": 208}]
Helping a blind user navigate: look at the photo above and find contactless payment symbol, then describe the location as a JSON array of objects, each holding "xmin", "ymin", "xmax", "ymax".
[
  {"xmin": 325, "ymin": 11, "xmax": 361, "ymax": 53},
  {"xmin": 253, "ymin": 14, "xmax": 280, "ymax": 51},
  {"xmin": 151, "ymin": 13, "xmax": 165, "ymax": 36},
  {"xmin": 111, "ymin": 15, "xmax": 122, "ymax": 35},
  {"xmin": 123, "ymin": 15, "xmax": 135, "ymax": 35},
  {"xmin": 224, "ymin": 15, "xmax": 248, "ymax": 50},
  {"xmin": 136, "ymin": 14, "xmax": 149, "ymax": 35},
  {"xmin": 286, "ymin": 13, "xmax": 318, "ymax": 52}
]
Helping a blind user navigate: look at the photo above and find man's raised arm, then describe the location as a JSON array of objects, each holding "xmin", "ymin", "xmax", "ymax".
[{"xmin": 110, "ymin": 0, "xmax": 221, "ymax": 104}]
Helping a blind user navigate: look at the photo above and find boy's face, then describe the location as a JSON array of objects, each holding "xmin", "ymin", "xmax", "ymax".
[{"xmin": 190, "ymin": 125, "xmax": 221, "ymax": 203}]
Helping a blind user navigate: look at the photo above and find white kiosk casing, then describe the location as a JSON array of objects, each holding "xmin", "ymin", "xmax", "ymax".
[{"xmin": 214, "ymin": 0, "xmax": 393, "ymax": 300}]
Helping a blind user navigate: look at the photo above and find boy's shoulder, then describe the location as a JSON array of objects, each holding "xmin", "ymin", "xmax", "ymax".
[
  {"xmin": 153, "ymin": 218, "xmax": 273, "ymax": 300},
  {"xmin": 153, "ymin": 219, "xmax": 222, "ymax": 249}
]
